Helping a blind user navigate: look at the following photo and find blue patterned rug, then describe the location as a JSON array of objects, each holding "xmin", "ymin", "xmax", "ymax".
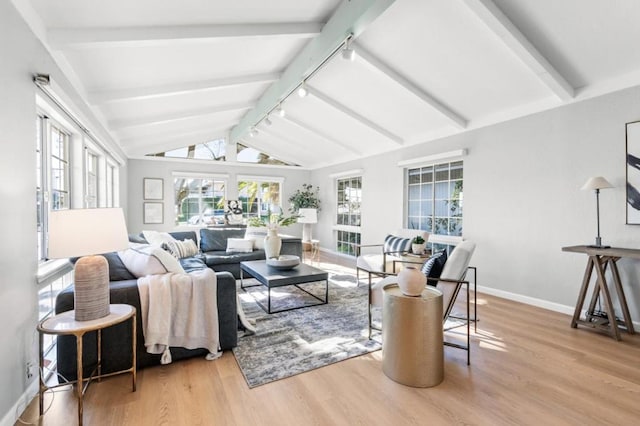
[{"xmin": 233, "ymin": 273, "xmax": 382, "ymax": 388}]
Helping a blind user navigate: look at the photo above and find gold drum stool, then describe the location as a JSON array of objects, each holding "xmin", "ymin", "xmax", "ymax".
[{"xmin": 382, "ymin": 284, "xmax": 444, "ymax": 387}]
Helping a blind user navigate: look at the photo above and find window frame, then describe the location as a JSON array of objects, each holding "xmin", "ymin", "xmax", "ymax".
[
  {"xmin": 236, "ymin": 175, "xmax": 285, "ymax": 221},
  {"xmin": 333, "ymin": 174, "xmax": 362, "ymax": 257},
  {"xmin": 405, "ymin": 159, "xmax": 464, "ymax": 253},
  {"xmin": 172, "ymin": 173, "xmax": 228, "ymax": 226}
]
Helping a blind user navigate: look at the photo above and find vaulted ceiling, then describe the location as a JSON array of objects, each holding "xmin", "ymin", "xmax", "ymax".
[{"xmin": 15, "ymin": 0, "xmax": 640, "ymax": 168}]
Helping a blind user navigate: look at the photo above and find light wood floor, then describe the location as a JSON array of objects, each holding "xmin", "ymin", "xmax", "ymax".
[{"xmin": 18, "ymin": 253, "xmax": 640, "ymax": 425}]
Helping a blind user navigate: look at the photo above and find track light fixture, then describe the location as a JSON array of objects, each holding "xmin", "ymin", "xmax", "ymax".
[
  {"xmin": 264, "ymin": 116, "xmax": 272, "ymax": 126},
  {"xmin": 297, "ymin": 82, "xmax": 308, "ymax": 98},
  {"xmin": 249, "ymin": 127, "xmax": 257, "ymax": 137},
  {"xmin": 342, "ymin": 38, "xmax": 355, "ymax": 61},
  {"xmin": 276, "ymin": 104, "xmax": 286, "ymax": 118}
]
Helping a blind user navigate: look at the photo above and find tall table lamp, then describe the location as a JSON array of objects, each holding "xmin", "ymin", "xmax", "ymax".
[
  {"xmin": 48, "ymin": 208, "xmax": 129, "ymax": 321},
  {"xmin": 298, "ymin": 208, "xmax": 318, "ymax": 243},
  {"xmin": 581, "ymin": 176, "xmax": 613, "ymax": 248}
]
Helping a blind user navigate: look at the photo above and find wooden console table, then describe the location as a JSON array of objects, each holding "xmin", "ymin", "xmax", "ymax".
[{"xmin": 562, "ymin": 245, "xmax": 637, "ymax": 340}]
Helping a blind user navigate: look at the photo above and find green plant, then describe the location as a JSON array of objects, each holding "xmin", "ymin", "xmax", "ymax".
[
  {"xmin": 288, "ymin": 183, "xmax": 321, "ymax": 213},
  {"xmin": 412, "ymin": 235, "xmax": 425, "ymax": 244},
  {"xmin": 247, "ymin": 213, "xmax": 299, "ymax": 229}
]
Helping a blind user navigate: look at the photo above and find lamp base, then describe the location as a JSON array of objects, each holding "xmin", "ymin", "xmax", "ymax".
[
  {"xmin": 74, "ymin": 255, "xmax": 110, "ymax": 321},
  {"xmin": 587, "ymin": 244, "xmax": 611, "ymax": 249}
]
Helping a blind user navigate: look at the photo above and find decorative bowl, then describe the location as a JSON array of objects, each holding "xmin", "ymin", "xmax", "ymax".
[{"xmin": 266, "ymin": 255, "xmax": 300, "ymax": 270}]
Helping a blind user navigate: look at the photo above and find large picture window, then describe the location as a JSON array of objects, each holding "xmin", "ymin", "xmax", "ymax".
[
  {"xmin": 407, "ymin": 161, "xmax": 463, "ymax": 250},
  {"xmin": 85, "ymin": 150, "xmax": 98, "ymax": 208},
  {"xmin": 335, "ymin": 176, "xmax": 362, "ymax": 256},
  {"xmin": 174, "ymin": 177, "xmax": 226, "ymax": 226},
  {"xmin": 238, "ymin": 178, "xmax": 282, "ymax": 220}
]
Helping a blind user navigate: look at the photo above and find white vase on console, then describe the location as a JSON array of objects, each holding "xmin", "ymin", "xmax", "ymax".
[{"xmin": 264, "ymin": 228, "xmax": 282, "ymax": 259}]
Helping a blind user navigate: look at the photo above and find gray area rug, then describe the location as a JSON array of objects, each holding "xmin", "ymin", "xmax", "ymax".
[{"xmin": 233, "ymin": 272, "xmax": 382, "ymax": 388}]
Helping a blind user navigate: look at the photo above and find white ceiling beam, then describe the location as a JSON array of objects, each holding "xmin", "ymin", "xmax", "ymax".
[
  {"xmin": 354, "ymin": 43, "xmax": 467, "ymax": 129},
  {"xmin": 282, "ymin": 115, "xmax": 362, "ymax": 155},
  {"xmin": 48, "ymin": 23, "xmax": 323, "ymax": 48},
  {"xmin": 307, "ymin": 86, "xmax": 403, "ymax": 144},
  {"xmin": 109, "ymin": 102, "xmax": 253, "ymax": 130},
  {"xmin": 89, "ymin": 73, "xmax": 280, "ymax": 104},
  {"xmin": 462, "ymin": 0, "xmax": 574, "ymax": 101},
  {"xmin": 230, "ymin": 0, "xmax": 397, "ymax": 143}
]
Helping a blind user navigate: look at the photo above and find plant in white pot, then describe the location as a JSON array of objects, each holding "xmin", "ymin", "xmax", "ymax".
[
  {"xmin": 411, "ymin": 235, "xmax": 426, "ymax": 255},
  {"xmin": 247, "ymin": 213, "xmax": 299, "ymax": 259}
]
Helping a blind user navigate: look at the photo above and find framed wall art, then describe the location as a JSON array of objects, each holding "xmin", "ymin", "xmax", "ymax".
[
  {"xmin": 143, "ymin": 178, "xmax": 164, "ymax": 200},
  {"xmin": 143, "ymin": 202, "xmax": 164, "ymax": 224},
  {"xmin": 626, "ymin": 120, "xmax": 640, "ymax": 224}
]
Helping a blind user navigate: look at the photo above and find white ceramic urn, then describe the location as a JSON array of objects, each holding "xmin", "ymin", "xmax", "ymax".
[
  {"xmin": 397, "ymin": 266, "xmax": 427, "ymax": 296},
  {"xmin": 264, "ymin": 228, "xmax": 282, "ymax": 259}
]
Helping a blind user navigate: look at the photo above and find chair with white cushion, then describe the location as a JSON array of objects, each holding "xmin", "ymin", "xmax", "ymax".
[
  {"xmin": 369, "ymin": 240, "xmax": 476, "ymax": 365},
  {"xmin": 355, "ymin": 229, "xmax": 429, "ymax": 287}
]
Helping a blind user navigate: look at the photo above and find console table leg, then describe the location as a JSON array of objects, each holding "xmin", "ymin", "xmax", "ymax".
[
  {"xmin": 572, "ymin": 257, "xmax": 594, "ymax": 328},
  {"xmin": 610, "ymin": 259, "xmax": 635, "ymax": 334},
  {"xmin": 593, "ymin": 257, "xmax": 620, "ymax": 340}
]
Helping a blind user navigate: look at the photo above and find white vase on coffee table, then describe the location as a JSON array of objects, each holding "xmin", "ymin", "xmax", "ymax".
[{"xmin": 264, "ymin": 228, "xmax": 282, "ymax": 259}]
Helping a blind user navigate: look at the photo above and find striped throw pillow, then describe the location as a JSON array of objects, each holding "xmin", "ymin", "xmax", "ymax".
[
  {"xmin": 383, "ymin": 235, "xmax": 411, "ymax": 254},
  {"xmin": 165, "ymin": 238, "xmax": 199, "ymax": 259}
]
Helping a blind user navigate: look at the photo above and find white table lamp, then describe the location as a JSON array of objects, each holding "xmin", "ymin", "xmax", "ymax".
[
  {"xmin": 48, "ymin": 208, "xmax": 129, "ymax": 321},
  {"xmin": 297, "ymin": 208, "xmax": 318, "ymax": 242},
  {"xmin": 581, "ymin": 176, "xmax": 613, "ymax": 248}
]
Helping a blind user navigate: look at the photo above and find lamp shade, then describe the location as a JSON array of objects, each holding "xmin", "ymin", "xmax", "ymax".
[
  {"xmin": 297, "ymin": 208, "xmax": 318, "ymax": 224},
  {"xmin": 48, "ymin": 208, "xmax": 129, "ymax": 258},
  {"xmin": 581, "ymin": 176, "xmax": 613, "ymax": 191}
]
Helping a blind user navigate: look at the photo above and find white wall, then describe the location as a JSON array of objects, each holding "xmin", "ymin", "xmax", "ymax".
[
  {"xmin": 312, "ymin": 86, "xmax": 640, "ymax": 323},
  {"xmin": 127, "ymin": 158, "xmax": 311, "ymax": 236},
  {"xmin": 0, "ymin": 3, "xmax": 128, "ymax": 424}
]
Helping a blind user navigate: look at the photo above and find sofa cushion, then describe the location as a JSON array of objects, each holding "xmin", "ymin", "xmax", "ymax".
[
  {"xmin": 165, "ymin": 239, "xmax": 199, "ymax": 258},
  {"xmin": 245, "ymin": 226, "xmax": 268, "ymax": 249},
  {"xmin": 118, "ymin": 244, "xmax": 185, "ymax": 277},
  {"xmin": 203, "ymin": 250, "xmax": 265, "ymax": 266},
  {"xmin": 383, "ymin": 234, "xmax": 412, "ymax": 254},
  {"xmin": 200, "ymin": 228, "xmax": 246, "ymax": 252},
  {"xmin": 226, "ymin": 238, "xmax": 253, "ymax": 253},
  {"xmin": 102, "ymin": 252, "xmax": 137, "ymax": 281},
  {"xmin": 179, "ymin": 256, "xmax": 208, "ymax": 273},
  {"xmin": 421, "ymin": 249, "xmax": 447, "ymax": 286}
]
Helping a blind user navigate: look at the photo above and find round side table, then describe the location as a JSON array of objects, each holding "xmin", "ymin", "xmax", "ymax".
[
  {"xmin": 37, "ymin": 304, "xmax": 137, "ymax": 426},
  {"xmin": 382, "ymin": 284, "xmax": 444, "ymax": 387}
]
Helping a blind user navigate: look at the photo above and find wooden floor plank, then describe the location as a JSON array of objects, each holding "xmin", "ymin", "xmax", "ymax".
[{"xmin": 17, "ymin": 256, "xmax": 640, "ymax": 425}]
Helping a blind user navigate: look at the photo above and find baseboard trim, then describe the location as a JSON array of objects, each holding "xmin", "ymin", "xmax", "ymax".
[
  {"xmin": 477, "ymin": 285, "xmax": 640, "ymax": 329},
  {"xmin": 1, "ymin": 379, "xmax": 38, "ymax": 426}
]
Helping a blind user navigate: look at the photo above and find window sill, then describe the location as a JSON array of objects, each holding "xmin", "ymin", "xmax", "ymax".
[{"xmin": 37, "ymin": 259, "xmax": 73, "ymax": 286}]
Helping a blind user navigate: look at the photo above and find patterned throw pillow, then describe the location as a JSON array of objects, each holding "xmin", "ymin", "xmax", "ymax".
[
  {"xmin": 421, "ymin": 249, "xmax": 448, "ymax": 286},
  {"xmin": 165, "ymin": 238, "xmax": 199, "ymax": 259},
  {"xmin": 118, "ymin": 243, "xmax": 185, "ymax": 277},
  {"xmin": 383, "ymin": 234, "xmax": 412, "ymax": 254}
]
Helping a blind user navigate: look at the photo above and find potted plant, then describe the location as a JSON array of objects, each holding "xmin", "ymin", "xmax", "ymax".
[
  {"xmin": 411, "ymin": 235, "xmax": 426, "ymax": 255},
  {"xmin": 288, "ymin": 183, "xmax": 321, "ymax": 213}
]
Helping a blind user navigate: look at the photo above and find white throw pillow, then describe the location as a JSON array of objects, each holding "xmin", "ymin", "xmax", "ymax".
[
  {"xmin": 142, "ymin": 230, "xmax": 175, "ymax": 247},
  {"xmin": 245, "ymin": 226, "xmax": 268, "ymax": 250},
  {"xmin": 118, "ymin": 243, "xmax": 185, "ymax": 277},
  {"xmin": 226, "ymin": 238, "xmax": 254, "ymax": 253}
]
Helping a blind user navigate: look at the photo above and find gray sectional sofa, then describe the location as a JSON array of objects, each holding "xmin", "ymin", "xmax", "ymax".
[{"xmin": 54, "ymin": 228, "xmax": 302, "ymax": 379}]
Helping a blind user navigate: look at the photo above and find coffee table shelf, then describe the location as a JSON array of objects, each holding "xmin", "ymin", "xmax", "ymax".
[{"xmin": 240, "ymin": 260, "xmax": 329, "ymax": 313}]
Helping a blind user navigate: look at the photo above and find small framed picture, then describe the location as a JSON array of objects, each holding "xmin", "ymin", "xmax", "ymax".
[
  {"xmin": 143, "ymin": 202, "xmax": 164, "ymax": 224},
  {"xmin": 143, "ymin": 178, "xmax": 163, "ymax": 200}
]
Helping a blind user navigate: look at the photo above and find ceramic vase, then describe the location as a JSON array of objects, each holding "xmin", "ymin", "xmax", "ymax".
[
  {"xmin": 397, "ymin": 266, "xmax": 427, "ymax": 297},
  {"xmin": 264, "ymin": 228, "xmax": 282, "ymax": 259},
  {"xmin": 412, "ymin": 243, "xmax": 426, "ymax": 254}
]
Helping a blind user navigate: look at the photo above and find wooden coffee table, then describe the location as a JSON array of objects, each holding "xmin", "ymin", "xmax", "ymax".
[{"xmin": 240, "ymin": 260, "xmax": 329, "ymax": 313}]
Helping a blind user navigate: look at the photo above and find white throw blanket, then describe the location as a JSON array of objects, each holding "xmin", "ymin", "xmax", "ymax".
[{"xmin": 137, "ymin": 268, "xmax": 220, "ymax": 364}]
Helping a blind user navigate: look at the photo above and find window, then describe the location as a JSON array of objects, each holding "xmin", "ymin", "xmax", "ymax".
[
  {"xmin": 85, "ymin": 150, "xmax": 98, "ymax": 207},
  {"xmin": 50, "ymin": 123, "xmax": 70, "ymax": 211},
  {"xmin": 36, "ymin": 116, "xmax": 45, "ymax": 261},
  {"xmin": 38, "ymin": 271, "xmax": 73, "ymax": 377},
  {"xmin": 174, "ymin": 176, "xmax": 226, "ymax": 225},
  {"xmin": 238, "ymin": 178, "xmax": 282, "ymax": 220},
  {"xmin": 335, "ymin": 176, "xmax": 362, "ymax": 256},
  {"xmin": 407, "ymin": 160, "xmax": 463, "ymax": 252},
  {"xmin": 106, "ymin": 163, "xmax": 115, "ymax": 207}
]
